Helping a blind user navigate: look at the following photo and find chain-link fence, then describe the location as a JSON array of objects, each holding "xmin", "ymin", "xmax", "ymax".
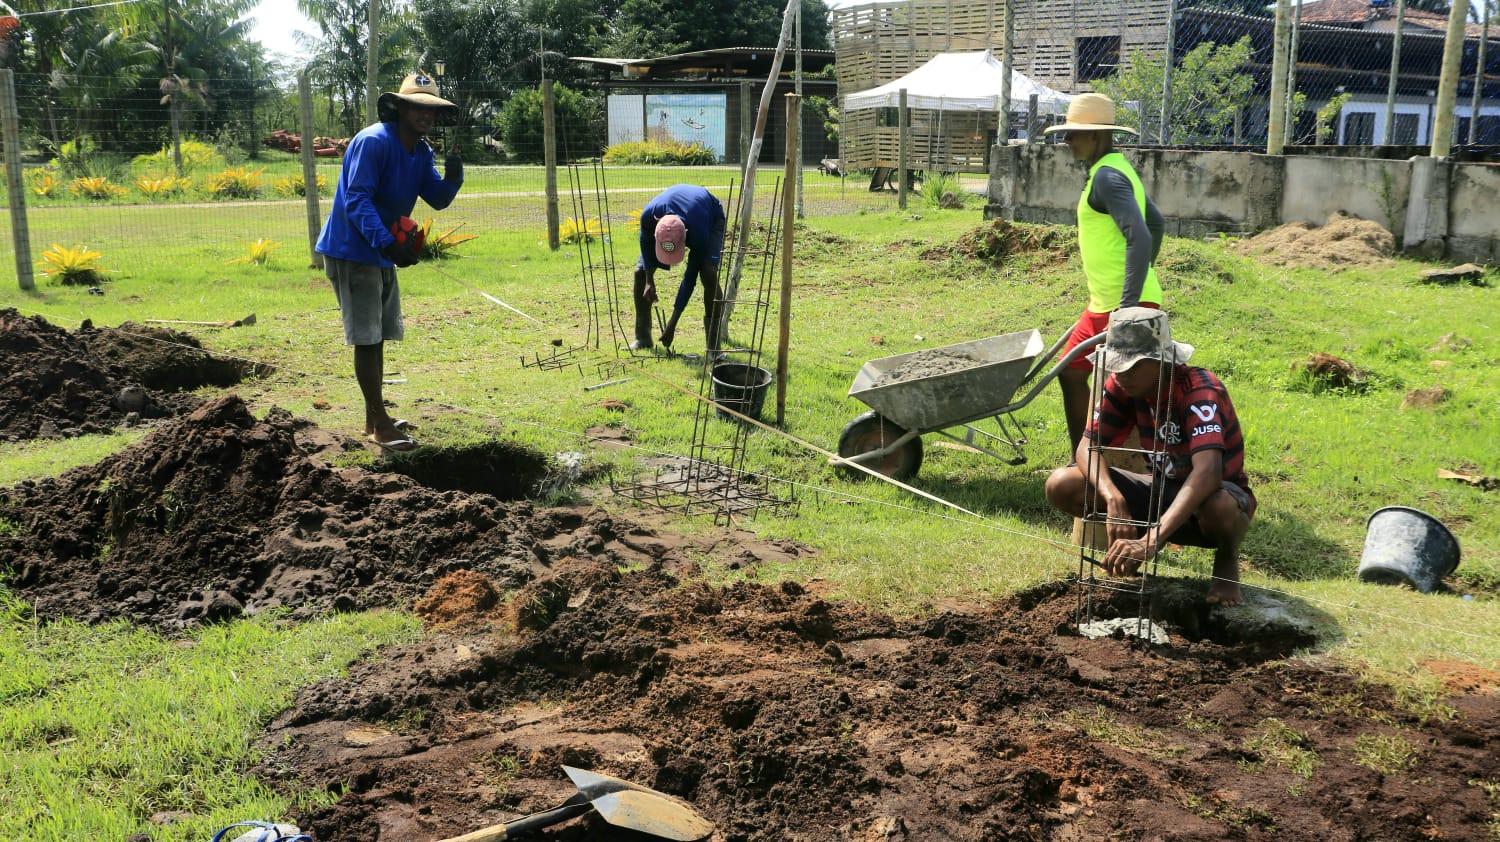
[
  {"xmin": 834, "ymin": 0, "xmax": 1498, "ymax": 157},
  {"xmin": 1, "ymin": 70, "xmax": 939, "ymax": 288}
]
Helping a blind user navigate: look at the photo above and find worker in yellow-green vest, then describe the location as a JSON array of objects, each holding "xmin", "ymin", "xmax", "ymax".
[{"xmin": 1042, "ymin": 93, "xmax": 1165, "ymax": 458}]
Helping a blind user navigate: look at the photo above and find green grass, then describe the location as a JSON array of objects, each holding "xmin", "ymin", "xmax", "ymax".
[
  {"xmin": 0, "ymin": 592, "xmax": 418, "ymax": 840},
  {"xmin": 0, "ymin": 197, "xmax": 1498, "ymax": 836}
]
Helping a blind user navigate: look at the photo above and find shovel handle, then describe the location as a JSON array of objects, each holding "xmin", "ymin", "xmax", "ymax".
[{"xmin": 434, "ymin": 800, "xmax": 591, "ymax": 842}]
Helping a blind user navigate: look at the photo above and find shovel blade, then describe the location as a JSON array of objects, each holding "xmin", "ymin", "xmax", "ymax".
[{"xmin": 564, "ymin": 766, "xmax": 713, "ymax": 841}]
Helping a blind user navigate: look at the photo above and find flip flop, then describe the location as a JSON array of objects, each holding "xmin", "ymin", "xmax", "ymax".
[
  {"xmin": 393, "ymin": 419, "xmax": 418, "ymax": 432},
  {"xmin": 369, "ymin": 434, "xmax": 418, "ymax": 453}
]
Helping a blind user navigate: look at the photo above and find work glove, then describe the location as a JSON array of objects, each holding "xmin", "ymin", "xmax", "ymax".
[
  {"xmin": 444, "ymin": 148, "xmax": 463, "ymax": 183},
  {"xmin": 383, "ymin": 240, "xmax": 421, "ymax": 268}
]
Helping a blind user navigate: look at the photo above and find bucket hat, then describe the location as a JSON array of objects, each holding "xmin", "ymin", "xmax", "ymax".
[
  {"xmin": 1089, "ymin": 307, "xmax": 1194, "ymax": 373},
  {"xmin": 1043, "ymin": 93, "xmax": 1137, "ymax": 136},
  {"xmin": 654, "ymin": 215, "xmax": 687, "ymax": 266},
  {"xmin": 377, "ymin": 72, "xmax": 458, "ymax": 124}
]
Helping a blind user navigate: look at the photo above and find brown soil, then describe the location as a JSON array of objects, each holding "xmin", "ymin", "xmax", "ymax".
[
  {"xmin": 1237, "ymin": 212, "xmax": 1396, "ymax": 269},
  {"xmin": 3, "ymin": 324, "xmax": 1498, "ymax": 842},
  {"xmin": 0, "ymin": 308, "xmax": 261, "ymax": 441},
  {"xmin": 928, "ymin": 219, "xmax": 1076, "ymax": 266},
  {"xmin": 1292, "ymin": 352, "xmax": 1365, "ymax": 389}
]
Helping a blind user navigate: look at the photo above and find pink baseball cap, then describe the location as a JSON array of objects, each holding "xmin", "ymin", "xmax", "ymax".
[{"xmin": 654, "ymin": 215, "xmax": 687, "ymax": 266}]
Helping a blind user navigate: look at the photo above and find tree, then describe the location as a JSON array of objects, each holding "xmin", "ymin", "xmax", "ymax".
[
  {"xmin": 602, "ymin": 0, "xmax": 830, "ymax": 58},
  {"xmin": 1096, "ymin": 36, "xmax": 1256, "ymax": 144},
  {"xmin": 496, "ymin": 82, "xmax": 598, "ymax": 161},
  {"xmin": 299, "ymin": 0, "xmax": 418, "ymax": 134}
]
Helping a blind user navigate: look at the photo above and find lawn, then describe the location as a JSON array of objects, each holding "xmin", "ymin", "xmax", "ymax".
[{"xmin": 0, "ymin": 195, "xmax": 1496, "ymax": 839}]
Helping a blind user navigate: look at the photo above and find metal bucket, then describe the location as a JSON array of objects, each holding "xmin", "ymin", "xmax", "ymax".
[
  {"xmin": 1357, "ymin": 506, "xmax": 1460, "ymax": 594},
  {"xmin": 710, "ymin": 363, "xmax": 772, "ymax": 422}
]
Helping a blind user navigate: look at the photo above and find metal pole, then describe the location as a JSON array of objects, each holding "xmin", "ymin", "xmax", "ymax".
[
  {"xmin": 898, "ymin": 87, "xmax": 909, "ymax": 209},
  {"xmin": 1267, "ymin": 0, "xmax": 1292, "ymax": 154},
  {"xmin": 543, "ymin": 79, "xmax": 560, "ymax": 250},
  {"xmin": 1028, "ymin": 93, "xmax": 1039, "ymax": 143},
  {"xmin": 365, "ymin": 0, "xmax": 380, "ymax": 125},
  {"xmin": 778, "ymin": 94, "xmax": 799, "ymax": 427},
  {"xmin": 1000, "ymin": 0, "xmax": 1014, "ymax": 142},
  {"xmin": 1, "ymin": 70, "xmax": 33, "ymax": 290},
  {"xmin": 1159, "ymin": 0, "xmax": 1178, "ymax": 144},
  {"xmin": 299, "ymin": 69, "xmax": 324, "ymax": 270},
  {"xmin": 1432, "ymin": 0, "xmax": 1474, "ymax": 157},
  {"xmin": 1469, "ymin": 4, "xmax": 1490, "ymax": 144},
  {"xmin": 1384, "ymin": 0, "xmax": 1407, "ymax": 143}
]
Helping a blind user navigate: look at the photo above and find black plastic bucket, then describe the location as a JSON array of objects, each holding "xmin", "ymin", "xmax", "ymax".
[
  {"xmin": 1357, "ymin": 506, "xmax": 1460, "ymax": 593},
  {"xmin": 710, "ymin": 363, "xmax": 773, "ymax": 422}
]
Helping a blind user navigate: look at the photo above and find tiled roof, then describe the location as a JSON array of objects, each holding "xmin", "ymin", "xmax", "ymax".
[{"xmin": 1298, "ymin": 0, "xmax": 1491, "ymax": 39}]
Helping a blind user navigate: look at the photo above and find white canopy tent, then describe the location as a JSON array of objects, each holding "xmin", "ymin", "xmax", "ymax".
[{"xmin": 842, "ymin": 50, "xmax": 1073, "ymax": 115}]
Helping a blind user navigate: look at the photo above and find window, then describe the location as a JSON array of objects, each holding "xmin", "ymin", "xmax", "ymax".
[
  {"xmin": 1076, "ymin": 36, "xmax": 1121, "ymax": 83},
  {"xmin": 1392, "ymin": 113, "xmax": 1419, "ymax": 145},
  {"xmin": 1343, "ymin": 111, "xmax": 1375, "ymax": 145}
]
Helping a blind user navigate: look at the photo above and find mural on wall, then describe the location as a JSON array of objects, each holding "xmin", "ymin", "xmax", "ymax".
[{"xmin": 608, "ymin": 94, "xmax": 728, "ymax": 160}]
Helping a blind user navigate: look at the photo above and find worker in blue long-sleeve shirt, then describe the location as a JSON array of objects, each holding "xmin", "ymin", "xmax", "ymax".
[
  {"xmin": 632, "ymin": 184, "xmax": 726, "ymax": 355},
  {"xmin": 316, "ymin": 72, "xmax": 463, "ymax": 452}
]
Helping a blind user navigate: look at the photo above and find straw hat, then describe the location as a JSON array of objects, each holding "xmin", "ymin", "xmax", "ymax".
[
  {"xmin": 1088, "ymin": 307, "xmax": 1194, "ymax": 373},
  {"xmin": 377, "ymin": 72, "xmax": 458, "ymax": 124},
  {"xmin": 1043, "ymin": 93, "xmax": 1137, "ymax": 136}
]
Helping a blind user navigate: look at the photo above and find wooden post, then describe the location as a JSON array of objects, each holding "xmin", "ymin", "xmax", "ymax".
[
  {"xmin": 1159, "ymin": 0, "xmax": 1178, "ymax": 144},
  {"xmin": 1469, "ymin": 5, "xmax": 1490, "ymax": 144},
  {"xmin": 1267, "ymin": 0, "xmax": 1291, "ymax": 155},
  {"xmin": 739, "ymin": 80, "xmax": 752, "ymax": 172},
  {"xmin": 1431, "ymin": 0, "xmax": 1473, "ymax": 157},
  {"xmin": 365, "ymin": 0, "xmax": 380, "ymax": 125},
  {"xmin": 299, "ymin": 69, "xmax": 323, "ymax": 269},
  {"xmin": 1, "ymin": 70, "xmax": 33, "ymax": 290},
  {"xmin": 543, "ymin": 79, "xmax": 560, "ymax": 250},
  {"xmin": 778, "ymin": 94, "xmax": 799, "ymax": 426},
  {"xmin": 898, "ymin": 87, "xmax": 909, "ymax": 209}
]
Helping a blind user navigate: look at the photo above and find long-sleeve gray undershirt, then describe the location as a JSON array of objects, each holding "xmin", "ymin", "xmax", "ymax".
[{"xmin": 1087, "ymin": 166, "xmax": 1164, "ymax": 308}]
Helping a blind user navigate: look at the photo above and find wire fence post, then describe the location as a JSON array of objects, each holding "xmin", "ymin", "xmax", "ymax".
[
  {"xmin": 1431, "ymin": 0, "xmax": 1473, "ymax": 158},
  {"xmin": 1267, "ymin": 0, "xmax": 1292, "ymax": 155},
  {"xmin": 365, "ymin": 0, "xmax": 380, "ymax": 125},
  {"xmin": 1383, "ymin": 0, "xmax": 1406, "ymax": 144},
  {"xmin": 1028, "ymin": 93, "xmax": 1039, "ymax": 144},
  {"xmin": 1000, "ymin": 0, "xmax": 1013, "ymax": 143},
  {"xmin": 543, "ymin": 79, "xmax": 560, "ymax": 251},
  {"xmin": 1469, "ymin": 3, "xmax": 1490, "ymax": 145},
  {"xmin": 1283, "ymin": 0, "xmax": 1303, "ymax": 147},
  {"xmin": 1, "ymin": 69, "xmax": 33, "ymax": 291},
  {"xmin": 1158, "ymin": 0, "xmax": 1178, "ymax": 145},
  {"xmin": 897, "ymin": 87, "xmax": 909, "ymax": 210},
  {"xmin": 298, "ymin": 68, "xmax": 323, "ymax": 270}
]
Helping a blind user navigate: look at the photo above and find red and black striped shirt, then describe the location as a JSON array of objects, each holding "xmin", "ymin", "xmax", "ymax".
[{"xmin": 1086, "ymin": 366, "xmax": 1255, "ymax": 512}]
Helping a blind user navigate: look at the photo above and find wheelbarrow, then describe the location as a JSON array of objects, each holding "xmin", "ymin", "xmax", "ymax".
[{"xmin": 832, "ymin": 328, "xmax": 1104, "ymax": 480}]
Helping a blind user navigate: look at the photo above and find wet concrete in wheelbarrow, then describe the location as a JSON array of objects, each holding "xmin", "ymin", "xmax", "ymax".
[{"xmin": 0, "ymin": 320, "xmax": 1496, "ymax": 841}]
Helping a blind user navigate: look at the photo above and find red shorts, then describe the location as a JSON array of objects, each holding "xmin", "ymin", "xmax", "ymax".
[{"xmin": 1062, "ymin": 302, "xmax": 1160, "ymax": 371}]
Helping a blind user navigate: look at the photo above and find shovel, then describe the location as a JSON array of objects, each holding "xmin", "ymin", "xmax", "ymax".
[{"xmin": 435, "ymin": 765, "xmax": 713, "ymax": 842}]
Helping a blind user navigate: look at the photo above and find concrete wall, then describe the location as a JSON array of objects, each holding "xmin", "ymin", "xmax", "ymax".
[{"xmin": 986, "ymin": 143, "xmax": 1497, "ymax": 263}]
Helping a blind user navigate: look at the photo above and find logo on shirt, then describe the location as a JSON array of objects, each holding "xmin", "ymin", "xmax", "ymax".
[
  {"xmin": 1189, "ymin": 402, "xmax": 1218, "ymax": 423},
  {"xmin": 1157, "ymin": 419, "xmax": 1182, "ymax": 445}
]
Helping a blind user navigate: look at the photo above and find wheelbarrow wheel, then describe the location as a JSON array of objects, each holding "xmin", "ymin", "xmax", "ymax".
[{"xmin": 837, "ymin": 411, "xmax": 923, "ymax": 480}]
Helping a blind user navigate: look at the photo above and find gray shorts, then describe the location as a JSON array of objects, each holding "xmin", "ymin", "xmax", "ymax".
[{"xmin": 326, "ymin": 255, "xmax": 403, "ymax": 345}]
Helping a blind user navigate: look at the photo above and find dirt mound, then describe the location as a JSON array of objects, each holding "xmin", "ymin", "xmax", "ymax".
[
  {"xmin": 254, "ymin": 564, "xmax": 1500, "ymax": 842},
  {"xmin": 1238, "ymin": 211, "xmax": 1395, "ymax": 269},
  {"xmin": 0, "ymin": 309, "xmax": 259, "ymax": 440},
  {"xmin": 928, "ymin": 218, "xmax": 1075, "ymax": 266},
  {"xmin": 0, "ymin": 395, "xmax": 616, "ymax": 631}
]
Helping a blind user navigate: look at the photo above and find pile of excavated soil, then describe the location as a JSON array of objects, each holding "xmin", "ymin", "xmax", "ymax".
[
  {"xmin": 1237, "ymin": 211, "xmax": 1395, "ymax": 269},
  {"xmin": 0, "ymin": 309, "xmax": 259, "ymax": 440},
  {"xmin": 927, "ymin": 218, "xmax": 1076, "ymax": 266},
  {"xmin": 0, "ymin": 395, "xmax": 612, "ymax": 630},
  {"xmin": 255, "ymin": 561, "xmax": 1500, "ymax": 842}
]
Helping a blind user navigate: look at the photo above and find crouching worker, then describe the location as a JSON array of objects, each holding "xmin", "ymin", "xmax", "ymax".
[
  {"xmin": 631, "ymin": 185, "xmax": 727, "ymax": 355},
  {"xmin": 1044, "ymin": 307, "xmax": 1255, "ymax": 605}
]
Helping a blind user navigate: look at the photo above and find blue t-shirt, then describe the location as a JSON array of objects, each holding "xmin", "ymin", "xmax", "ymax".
[
  {"xmin": 316, "ymin": 121, "xmax": 462, "ymax": 267},
  {"xmin": 638, "ymin": 185, "xmax": 725, "ymax": 272}
]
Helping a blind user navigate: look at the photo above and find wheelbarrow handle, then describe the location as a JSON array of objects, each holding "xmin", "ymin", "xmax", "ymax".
[{"xmin": 997, "ymin": 333, "xmax": 1108, "ymax": 417}]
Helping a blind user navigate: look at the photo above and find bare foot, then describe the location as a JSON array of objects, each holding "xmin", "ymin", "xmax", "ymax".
[{"xmin": 1206, "ymin": 580, "xmax": 1242, "ymax": 606}]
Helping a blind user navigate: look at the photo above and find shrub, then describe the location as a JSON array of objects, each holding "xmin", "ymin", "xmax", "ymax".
[
  {"xmin": 68, "ymin": 176, "xmax": 127, "ymax": 200},
  {"xmin": 39, "ymin": 243, "xmax": 110, "ymax": 285},
  {"xmin": 496, "ymin": 83, "xmax": 599, "ymax": 163},
  {"xmin": 556, "ymin": 216, "xmax": 606, "ymax": 245},
  {"xmin": 227, "ymin": 238, "xmax": 280, "ymax": 267},
  {"xmin": 271, "ymin": 173, "xmax": 326, "ymax": 198},
  {"xmin": 131, "ymin": 140, "xmax": 226, "ymax": 176},
  {"xmin": 919, "ymin": 172, "xmax": 967, "ymax": 209},
  {"xmin": 26, "ymin": 168, "xmax": 60, "ymax": 198},
  {"xmin": 203, "ymin": 166, "xmax": 265, "ymax": 199},
  {"xmin": 135, "ymin": 176, "xmax": 192, "ymax": 200},
  {"xmin": 602, "ymin": 139, "xmax": 716, "ymax": 166}
]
